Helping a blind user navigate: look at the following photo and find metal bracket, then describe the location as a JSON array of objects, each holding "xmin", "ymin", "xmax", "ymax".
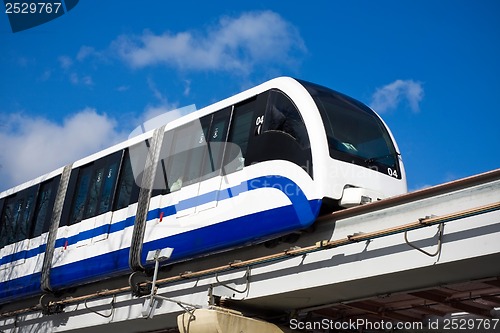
[
  {"xmin": 84, "ymin": 294, "xmax": 115, "ymax": 318},
  {"xmin": 215, "ymin": 266, "xmax": 251, "ymax": 294},
  {"xmin": 404, "ymin": 223, "xmax": 445, "ymax": 257},
  {"xmin": 141, "ymin": 249, "xmax": 200, "ymax": 320},
  {"xmin": 129, "ymin": 271, "xmax": 152, "ymax": 297},
  {"xmin": 39, "ymin": 293, "xmax": 65, "ymax": 315}
]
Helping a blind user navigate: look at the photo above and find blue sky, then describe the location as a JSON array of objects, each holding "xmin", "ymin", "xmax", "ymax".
[{"xmin": 1, "ymin": 0, "xmax": 499, "ymax": 192}]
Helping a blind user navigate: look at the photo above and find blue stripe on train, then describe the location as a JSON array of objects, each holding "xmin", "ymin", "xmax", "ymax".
[
  {"xmin": 0, "ymin": 243, "xmax": 47, "ymax": 266},
  {"xmin": 0, "ymin": 176, "xmax": 320, "ymax": 302},
  {"xmin": 0, "ymin": 272, "xmax": 43, "ymax": 302},
  {"xmin": 49, "ymin": 199, "xmax": 322, "ymax": 289},
  {"xmin": 0, "ymin": 199, "xmax": 321, "ymax": 302}
]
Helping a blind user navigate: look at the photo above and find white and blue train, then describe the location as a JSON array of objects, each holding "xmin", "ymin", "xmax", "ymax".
[{"xmin": 0, "ymin": 77, "xmax": 407, "ymax": 305}]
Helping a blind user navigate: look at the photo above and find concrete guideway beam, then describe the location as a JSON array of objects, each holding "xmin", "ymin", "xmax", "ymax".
[{"xmin": 1, "ymin": 169, "xmax": 499, "ymax": 332}]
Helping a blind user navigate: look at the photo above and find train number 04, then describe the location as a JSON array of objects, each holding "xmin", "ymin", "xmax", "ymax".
[
  {"xmin": 255, "ymin": 116, "xmax": 264, "ymax": 126},
  {"xmin": 387, "ymin": 168, "xmax": 398, "ymax": 178}
]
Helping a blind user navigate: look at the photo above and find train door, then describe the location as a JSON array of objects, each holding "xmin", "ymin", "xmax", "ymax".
[
  {"xmin": 26, "ymin": 177, "xmax": 60, "ymax": 266},
  {"xmin": 50, "ymin": 149, "xmax": 142, "ymax": 290},
  {"xmin": 111, "ymin": 148, "xmax": 141, "ymax": 236},
  {"xmin": 156, "ymin": 111, "xmax": 230, "ymax": 217},
  {"xmin": 163, "ymin": 121, "xmax": 202, "ymax": 218},
  {"xmin": 0, "ymin": 177, "xmax": 60, "ymax": 301},
  {"xmin": 60, "ymin": 150, "xmax": 122, "ymax": 247},
  {"xmin": 90, "ymin": 151, "xmax": 124, "ymax": 243},
  {"xmin": 245, "ymin": 90, "xmax": 312, "ymax": 171},
  {"xmin": 196, "ymin": 108, "xmax": 231, "ymax": 212},
  {"xmin": 223, "ymin": 93, "xmax": 269, "ymax": 172}
]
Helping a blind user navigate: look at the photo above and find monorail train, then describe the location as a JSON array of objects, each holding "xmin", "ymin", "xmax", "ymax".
[{"xmin": 0, "ymin": 77, "xmax": 407, "ymax": 305}]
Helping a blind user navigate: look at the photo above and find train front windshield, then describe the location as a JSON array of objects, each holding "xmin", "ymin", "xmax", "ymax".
[{"xmin": 299, "ymin": 80, "xmax": 401, "ymax": 179}]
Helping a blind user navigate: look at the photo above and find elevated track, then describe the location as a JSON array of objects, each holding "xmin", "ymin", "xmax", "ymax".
[{"xmin": 1, "ymin": 169, "xmax": 499, "ymax": 332}]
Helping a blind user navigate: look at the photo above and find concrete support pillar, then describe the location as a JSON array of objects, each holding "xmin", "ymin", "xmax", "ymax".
[{"xmin": 177, "ymin": 308, "xmax": 284, "ymax": 333}]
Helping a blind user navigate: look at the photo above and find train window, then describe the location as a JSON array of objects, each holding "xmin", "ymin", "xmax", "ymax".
[
  {"xmin": 114, "ymin": 149, "xmax": 140, "ymax": 210},
  {"xmin": 67, "ymin": 151, "xmax": 123, "ymax": 225},
  {"xmin": 225, "ymin": 98, "xmax": 256, "ymax": 173},
  {"xmin": 31, "ymin": 177, "xmax": 60, "ymax": 238},
  {"xmin": 324, "ymin": 94, "xmax": 396, "ymax": 163},
  {"xmin": 0, "ymin": 199, "xmax": 3, "ymax": 246},
  {"xmin": 81, "ymin": 160, "xmax": 119, "ymax": 217},
  {"xmin": 85, "ymin": 166, "xmax": 105, "ymax": 218},
  {"xmin": 162, "ymin": 121, "xmax": 205, "ymax": 191},
  {"xmin": 0, "ymin": 196, "xmax": 19, "ymax": 247},
  {"xmin": 264, "ymin": 90, "xmax": 310, "ymax": 149},
  {"xmin": 167, "ymin": 130, "xmax": 189, "ymax": 191},
  {"xmin": 301, "ymin": 80, "xmax": 401, "ymax": 178},
  {"xmin": 153, "ymin": 132, "xmax": 172, "ymax": 194},
  {"xmin": 126, "ymin": 139, "xmax": 157, "ymax": 192},
  {"xmin": 154, "ymin": 109, "xmax": 232, "ymax": 190},
  {"xmin": 0, "ymin": 186, "xmax": 36, "ymax": 247},
  {"xmin": 97, "ymin": 162, "xmax": 119, "ymax": 214},
  {"xmin": 69, "ymin": 165, "xmax": 92, "ymax": 224},
  {"xmin": 184, "ymin": 119, "xmax": 210, "ymax": 186},
  {"xmin": 196, "ymin": 115, "xmax": 213, "ymax": 180},
  {"xmin": 203, "ymin": 107, "xmax": 231, "ymax": 179}
]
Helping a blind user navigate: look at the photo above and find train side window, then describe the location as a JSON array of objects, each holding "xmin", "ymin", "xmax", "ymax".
[
  {"xmin": 18, "ymin": 194, "xmax": 34, "ymax": 242},
  {"xmin": 264, "ymin": 90, "xmax": 310, "ymax": 149},
  {"xmin": 164, "ymin": 121, "xmax": 203, "ymax": 191},
  {"xmin": 152, "ymin": 131, "xmax": 171, "ymax": 194},
  {"xmin": 126, "ymin": 139, "xmax": 155, "ymax": 193},
  {"xmin": 31, "ymin": 177, "xmax": 60, "ymax": 238},
  {"xmin": 224, "ymin": 98, "xmax": 256, "ymax": 173},
  {"xmin": 0, "ymin": 199, "xmax": 4, "ymax": 247},
  {"xmin": 184, "ymin": 119, "xmax": 210, "ymax": 186},
  {"xmin": 0, "ymin": 186, "xmax": 36, "ymax": 247},
  {"xmin": 84, "ymin": 166, "xmax": 105, "ymax": 218},
  {"xmin": 155, "ymin": 111, "xmax": 231, "ymax": 191},
  {"xmin": 97, "ymin": 161, "xmax": 119, "ymax": 215},
  {"xmin": 203, "ymin": 107, "xmax": 231, "ymax": 179},
  {"xmin": 69, "ymin": 165, "xmax": 93, "ymax": 224},
  {"xmin": 114, "ymin": 149, "xmax": 140, "ymax": 210},
  {"xmin": 196, "ymin": 114, "xmax": 213, "ymax": 180},
  {"xmin": 67, "ymin": 151, "xmax": 122, "ymax": 225},
  {"xmin": 0, "ymin": 196, "xmax": 18, "ymax": 247}
]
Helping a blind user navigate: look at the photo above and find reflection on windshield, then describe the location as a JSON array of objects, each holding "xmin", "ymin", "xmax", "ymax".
[{"xmin": 299, "ymin": 80, "xmax": 401, "ymax": 179}]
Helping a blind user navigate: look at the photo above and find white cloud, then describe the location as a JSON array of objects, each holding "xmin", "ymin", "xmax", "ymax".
[
  {"xmin": 58, "ymin": 47, "xmax": 101, "ymax": 87},
  {"xmin": 129, "ymin": 104, "xmax": 197, "ymax": 139},
  {"xmin": 69, "ymin": 72, "xmax": 79, "ymax": 84},
  {"xmin": 69, "ymin": 72, "xmax": 94, "ymax": 86},
  {"xmin": 76, "ymin": 46, "xmax": 96, "ymax": 61},
  {"xmin": 147, "ymin": 77, "xmax": 168, "ymax": 105},
  {"xmin": 112, "ymin": 11, "xmax": 306, "ymax": 73},
  {"xmin": 183, "ymin": 80, "xmax": 191, "ymax": 97},
  {"xmin": 58, "ymin": 55, "xmax": 73, "ymax": 69},
  {"xmin": 129, "ymin": 77, "xmax": 183, "ymax": 127},
  {"xmin": 0, "ymin": 109, "xmax": 126, "ymax": 191},
  {"xmin": 39, "ymin": 69, "xmax": 51, "ymax": 81},
  {"xmin": 370, "ymin": 79, "xmax": 424, "ymax": 113},
  {"xmin": 142, "ymin": 104, "xmax": 179, "ymax": 124},
  {"xmin": 82, "ymin": 75, "xmax": 94, "ymax": 86},
  {"xmin": 116, "ymin": 85, "xmax": 130, "ymax": 92}
]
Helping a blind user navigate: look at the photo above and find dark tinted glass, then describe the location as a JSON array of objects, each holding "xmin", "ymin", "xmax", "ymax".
[
  {"xmin": 300, "ymin": 80, "xmax": 401, "ymax": 178},
  {"xmin": 0, "ymin": 186, "xmax": 36, "ymax": 246},
  {"xmin": 31, "ymin": 177, "xmax": 59, "ymax": 237},
  {"xmin": 264, "ymin": 90, "xmax": 310, "ymax": 149}
]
